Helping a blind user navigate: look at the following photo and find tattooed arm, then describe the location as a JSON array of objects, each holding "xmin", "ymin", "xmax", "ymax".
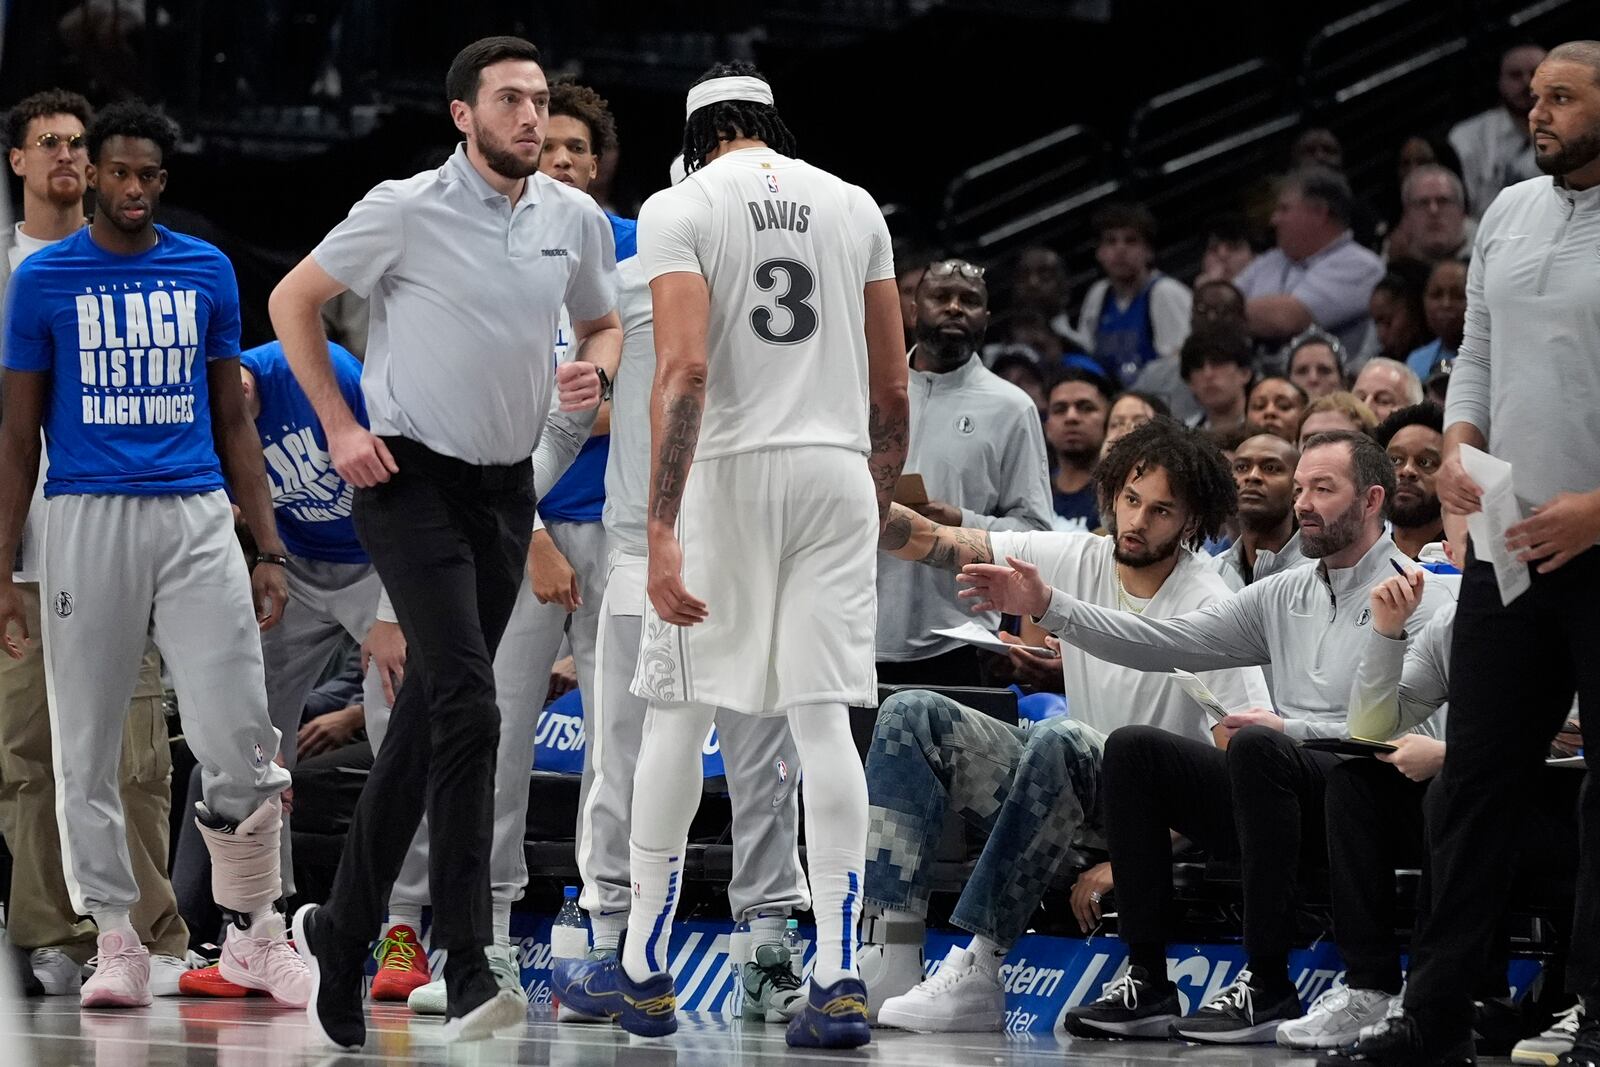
[
  {"xmin": 642, "ymin": 271, "xmax": 711, "ymax": 625},
  {"xmin": 863, "ymin": 278, "xmax": 910, "ymax": 530},
  {"xmin": 880, "ymin": 502, "xmax": 995, "ymax": 572}
]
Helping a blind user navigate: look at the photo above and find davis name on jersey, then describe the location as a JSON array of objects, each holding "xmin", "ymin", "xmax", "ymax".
[{"xmin": 73, "ymin": 282, "xmax": 203, "ymax": 426}]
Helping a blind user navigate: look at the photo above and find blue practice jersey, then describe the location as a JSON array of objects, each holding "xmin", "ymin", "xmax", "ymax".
[
  {"xmin": 242, "ymin": 340, "xmax": 368, "ymax": 564},
  {"xmin": 2, "ymin": 226, "xmax": 240, "ymax": 497}
]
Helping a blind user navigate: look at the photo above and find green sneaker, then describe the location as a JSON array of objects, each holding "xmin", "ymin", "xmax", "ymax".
[{"xmin": 742, "ymin": 943, "xmax": 805, "ymax": 1023}]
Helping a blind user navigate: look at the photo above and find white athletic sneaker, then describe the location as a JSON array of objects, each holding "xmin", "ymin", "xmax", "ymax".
[
  {"xmin": 876, "ymin": 947, "xmax": 1004, "ymax": 1033},
  {"xmin": 149, "ymin": 952, "xmax": 198, "ymax": 997},
  {"xmin": 1277, "ymin": 986, "xmax": 1397, "ymax": 1049},
  {"xmin": 217, "ymin": 925, "xmax": 312, "ymax": 1007},
  {"xmin": 857, "ymin": 940, "xmax": 926, "ymax": 1022},
  {"xmin": 408, "ymin": 976, "xmax": 448, "ymax": 1016},
  {"xmin": 79, "ymin": 930, "xmax": 152, "ymax": 1008},
  {"xmin": 1512, "ymin": 1002, "xmax": 1584, "ymax": 1066},
  {"xmin": 30, "ymin": 948, "xmax": 82, "ymax": 995}
]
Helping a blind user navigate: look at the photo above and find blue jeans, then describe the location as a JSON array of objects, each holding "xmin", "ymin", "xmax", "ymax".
[{"xmin": 863, "ymin": 690, "xmax": 1105, "ymax": 946}]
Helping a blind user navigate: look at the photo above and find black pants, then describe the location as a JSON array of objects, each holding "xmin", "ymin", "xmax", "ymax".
[
  {"xmin": 1102, "ymin": 724, "xmax": 1338, "ymax": 985},
  {"xmin": 1406, "ymin": 551, "xmax": 1600, "ymax": 1046},
  {"xmin": 876, "ymin": 645, "xmax": 982, "ymax": 689},
  {"xmin": 324, "ymin": 437, "xmax": 535, "ymax": 953}
]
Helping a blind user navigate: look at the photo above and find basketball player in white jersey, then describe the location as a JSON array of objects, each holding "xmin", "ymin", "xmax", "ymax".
[{"xmin": 553, "ymin": 62, "xmax": 909, "ymax": 1049}]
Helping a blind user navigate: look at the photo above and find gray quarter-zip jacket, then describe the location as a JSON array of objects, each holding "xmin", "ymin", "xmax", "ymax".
[
  {"xmin": 1034, "ymin": 533, "xmax": 1455, "ymax": 738},
  {"xmin": 1347, "ymin": 601, "xmax": 1454, "ymax": 741},
  {"xmin": 877, "ymin": 351, "xmax": 1053, "ymax": 661},
  {"xmin": 1209, "ymin": 528, "xmax": 1312, "ymax": 594},
  {"xmin": 1445, "ymin": 175, "xmax": 1600, "ymax": 511}
]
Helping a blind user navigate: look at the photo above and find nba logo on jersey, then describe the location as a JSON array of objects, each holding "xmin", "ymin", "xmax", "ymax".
[
  {"xmin": 253, "ymin": 743, "xmax": 265, "ymax": 766},
  {"xmin": 53, "ymin": 591, "xmax": 72, "ymax": 618},
  {"xmin": 764, "ymin": 173, "xmax": 779, "ymax": 193},
  {"xmin": 775, "ymin": 758, "xmax": 788, "ymax": 783}
]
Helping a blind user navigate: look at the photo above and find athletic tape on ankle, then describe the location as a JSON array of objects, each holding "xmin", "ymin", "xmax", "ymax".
[{"xmin": 197, "ymin": 795, "xmax": 283, "ymax": 914}]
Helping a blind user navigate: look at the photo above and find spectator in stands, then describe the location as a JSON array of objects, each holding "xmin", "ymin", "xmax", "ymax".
[
  {"xmin": 1384, "ymin": 166, "xmax": 1474, "ymax": 264},
  {"xmin": 1364, "ymin": 262, "xmax": 1433, "ymax": 366},
  {"xmin": 1374, "ymin": 403, "xmax": 1446, "ymax": 561},
  {"xmin": 1386, "ymin": 134, "xmax": 1467, "ymax": 230},
  {"xmin": 860, "ymin": 420, "xmax": 1269, "ymax": 1032},
  {"xmin": 984, "ymin": 309, "xmax": 1073, "ymax": 366},
  {"xmin": 1406, "ymin": 258, "xmax": 1467, "ymax": 379},
  {"xmin": 1300, "ymin": 392, "xmax": 1378, "ymax": 446},
  {"xmin": 989, "ymin": 350, "xmax": 1047, "ymax": 417},
  {"xmin": 1449, "ymin": 42, "xmax": 1547, "ymax": 214},
  {"xmin": 1246, "ymin": 376, "xmax": 1308, "ymax": 443},
  {"xmin": 876, "ymin": 259, "xmax": 1053, "ymax": 687},
  {"xmin": 1042, "ymin": 367, "xmax": 1114, "ymax": 531},
  {"xmin": 1196, "ymin": 213, "xmax": 1257, "ymax": 285},
  {"xmin": 1291, "ymin": 126, "xmax": 1343, "ymax": 171},
  {"xmin": 895, "ymin": 246, "xmax": 934, "ymax": 351},
  {"xmin": 1009, "ymin": 245, "xmax": 1078, "ymax": 345},
  {"xmin": 959, "ymin": 432, "xmax": 1453, "ymax": 1045},
  {"xmin": 1352, "ymin": 358, "xmax": 1423, "ymax": 423},
  {"xmin": 1235, "ymin": 167, "xmax": 1385, "ymax": 355},
  {"xmin": 1180, "ymin": 324, "xmax": 1253, "ymax": 433},
  {"xmin": 1103, "ymin": 391, "xmax": 1170, "ymax": 456},
  {"xmin": 1211, "ymin": 433, "xmax": 1307, "ymax": 593},
  {"xmin": 1286, "ymin": 328, "xmax": 1348, "ymax": 398},
  {"xmin": 1077, "ymin": 202, "xmax": 1192, "ymax": 386},
  {"xmin": 1130, "ymin": 280, "xmax": 1241, "ymax": 425}
]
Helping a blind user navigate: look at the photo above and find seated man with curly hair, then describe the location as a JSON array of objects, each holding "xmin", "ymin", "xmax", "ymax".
[{"xmin": 858, "ymin": 418, "xmax": 1271, "ymax": 1033}]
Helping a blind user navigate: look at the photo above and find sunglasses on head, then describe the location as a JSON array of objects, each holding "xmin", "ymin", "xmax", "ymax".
[
  {"xmin": 925, "ymin": 259, "xmax": 985, "ymax": 281},
  {"xmin": 33, "ymin": 132, "xmax": 85, "ymax": 152}
]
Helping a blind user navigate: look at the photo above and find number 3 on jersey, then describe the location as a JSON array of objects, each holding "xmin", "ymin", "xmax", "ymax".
[{"xmin": 750, "ymin": 258, "xmax": 818, "ymax": 345}]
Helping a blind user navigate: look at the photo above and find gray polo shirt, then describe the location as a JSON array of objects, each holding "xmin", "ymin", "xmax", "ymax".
[
  {"xmin": 1034, "ymin": 532, "xmax": 1454, "ymax": 738},
  {"xmin": 877, "ymin": 352, "xmax": 1054, "ymax": 661},
  {"xmin": 1234, "ymin": 232, "xmax": 1384, "ymax": 354},
  {"xmin": 1444, "ymin": 176, "xmax": 1600, "ymax": 511},
  {"xmin": 312, "ymin": 144, "xmax": 618, "ymax": 465}
]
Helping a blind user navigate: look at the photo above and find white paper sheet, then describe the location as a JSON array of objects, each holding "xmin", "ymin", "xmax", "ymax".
[
  {"xmin": 1169, "ymin": 669, "xmax": 1232, "ymax": 724},
  {"xmin": 931, "ymin": 622, "xmax": 1053, "ymax": 657},
  {"xmin": 1459, "ymin": 444, "xmax": 1531, "ymax": 606}
]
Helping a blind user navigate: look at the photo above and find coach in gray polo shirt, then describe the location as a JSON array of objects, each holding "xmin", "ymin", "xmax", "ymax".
[{"xmin": 268, "ymin": 36, "xmax": 621, "ymax": 1049}]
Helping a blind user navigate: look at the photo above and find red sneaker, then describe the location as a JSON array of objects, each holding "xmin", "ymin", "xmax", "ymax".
[
  {"xmin": 370, "ymin": 925, "xmax": 431, "ymax": 1002},
  {"xmin": 177, "ymin": 964, "xmax": 259, "ymax": 998}
]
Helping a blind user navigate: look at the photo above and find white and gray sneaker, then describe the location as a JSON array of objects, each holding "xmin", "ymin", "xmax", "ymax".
[
  {"xmin": 876, "ymin": 947, "xmax": 1004, "ymax": 1034},
  {"xmin": 1277, "ymin": 985, "xmax": 1397, "ymax": 1049},
  {"xmin": 1513, "ymin": 1002, "xmax": 1584, "ymax": 1066},
  {"xmin": 857, "ymin": 940, "xmax": 926, "ymax": 1023},
  {"xmin": 29, "ymin": 948, "xmax": 81, "ymax": 995},
  {"xmin": 149, "ymin": 952, "xmax": 201, "ymax": 997}
]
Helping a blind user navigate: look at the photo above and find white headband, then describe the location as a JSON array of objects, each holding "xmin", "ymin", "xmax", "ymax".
[
  {"xmin": 668, "ymin": 154, "xmax": 687, "ymax": 186},
  {"xmin": 684, "ymin": 75, "xmax": 774, "ymax": 118}
]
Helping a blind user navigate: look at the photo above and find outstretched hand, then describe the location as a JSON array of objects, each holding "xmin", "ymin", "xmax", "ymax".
[{"xmin": 956, "ymin": 556, "xmax": 1052, "ymax": 618}]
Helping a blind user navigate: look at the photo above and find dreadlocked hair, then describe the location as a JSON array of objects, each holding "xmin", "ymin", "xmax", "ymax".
[
  {"xmin": 1094, "ymin": 416, "xmax": 1238, "ymax": 550},
  {"xmin": 682, "ymin": 61, "xmax": 796, "ymax": 173}
]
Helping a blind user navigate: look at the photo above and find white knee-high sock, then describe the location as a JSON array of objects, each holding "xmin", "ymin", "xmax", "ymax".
[
  {"xmin": 787, "ymin": 703, "xmax": 868, "ymax": 987},
  {"xmin": 621, "ymin": 701, "xmax": 716, "ymax": 982}
]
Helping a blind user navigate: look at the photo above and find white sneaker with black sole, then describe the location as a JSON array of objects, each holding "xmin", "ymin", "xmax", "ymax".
[
  {"xmin": 1064, "ymin": 966, "xmax": 1182, "ymax": 1039},
  {"xmin": 1514, "ymin": 1003, "xmax": 1584, "ymax": 1066},
  {"xmin": 876, "ymin": 947, "xmax": 1004, "ymax": 1033},
  {"xmin": 1278, "ymin": 986, "xmax": 1397, "ymax": 1049},
  {"xmin": 1168, "ymin": 970, "xmax": 1302, "ymax": 1044}
]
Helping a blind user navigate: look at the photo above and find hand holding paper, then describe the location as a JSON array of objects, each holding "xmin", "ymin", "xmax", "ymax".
[{"xmin": 1458, "ymin": 445, "xmax": 1530, "ymax": 605}]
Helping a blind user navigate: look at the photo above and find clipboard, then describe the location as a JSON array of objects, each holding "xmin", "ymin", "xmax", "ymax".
[
  {"xmin": 893, "ymin": 473, "xmax": 929, "ymax": 507},
  {"xmin": 1301, "ymin": 737, "xmax": 1399, "ymax": 757}
]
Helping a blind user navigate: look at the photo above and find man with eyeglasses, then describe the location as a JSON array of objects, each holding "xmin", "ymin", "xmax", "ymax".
[
  {"xmin": 0, "ymin": 89, "xmax": 192, "ymax": 997},
  {"xmin": 1387, "ymin": 166, "xmax": 1475, "ymax": 265},
  {"xmin": 875, "ymin": 258, "xmax": 1053, "ymax": 688}
]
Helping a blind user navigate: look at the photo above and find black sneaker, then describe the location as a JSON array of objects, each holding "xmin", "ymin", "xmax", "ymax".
[
  {"xmin": 1557, "ymin": 1004, "xmax": 1600, "ymax": 1067},
  {"xmin": 440, "ymin": 951, "xmax": 525, "ymax": 1044},
  {"xmin": 1474, "ymin": 996, "xmax": 1523, "ymax": 1056},
  {"xmin": 1319, "ymin": 1013, "xmax": 1477, "ymax": 1067},
  {"xmin": 291, "ymin": 904, "xmax": 366, "ymax": 1051},
  {"xmin": 1064, "ymin": 966, "xmax": 1182, "ymax": 1039},
  {"xmin": 1170, "ymin": 970, "xmax": 1303, "ymax": 1044}
]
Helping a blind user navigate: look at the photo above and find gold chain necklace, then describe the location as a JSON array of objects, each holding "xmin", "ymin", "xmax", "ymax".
[{"xmin": 1114, "ymin": 567, "xmax": 1147, "ymax": 615}]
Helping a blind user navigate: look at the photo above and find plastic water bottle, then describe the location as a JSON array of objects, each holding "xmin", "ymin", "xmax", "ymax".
[
  {"xmin": 552, "ymin": 886, "xmax": 587, "ymax": 965},
  {"xmin": 784, "ymin": 918, "xmax": 804, "ymax": 974}
]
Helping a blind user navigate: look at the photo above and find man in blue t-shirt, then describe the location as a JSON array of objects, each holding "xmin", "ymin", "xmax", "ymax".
[{"xmin": 0, "ymin": 101, "xmax": 307, "ymax": 1010}]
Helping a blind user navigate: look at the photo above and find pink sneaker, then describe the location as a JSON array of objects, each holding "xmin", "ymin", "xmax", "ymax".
[
  {"xmin": 217, "ymin": 926, "xmax": 312, "ymax": 1008},
  {"xmin": 80, "ymin": 930, "xmax": 152, "ymax": 1008}
]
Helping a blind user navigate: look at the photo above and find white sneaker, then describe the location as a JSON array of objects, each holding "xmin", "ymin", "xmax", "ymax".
[
  {"xmin": 149, "ymin": 952, "xmax": 197, "ymax": 997},
  {"xmin": 1512, "ymin": 1002, "xmax": 1584, "ymax": 1066},
  {"xmin": 80, "ymin": 930, "xmax": 152, "ymax": 1008},
  {"xmin": 876, "ymin": 946, "xmax": 1004, "ymax": 1033},
  {"xmin": 408, "ymin": 976, "xmax": 447, "ymax": 1016},
  {"xmin": 30, "ymin": 948, "xmax": 82, "ymax": 995},
  {"xmin": 409, "ymin": 946, "xmax": 519, "ymax": 1017},
  {"xmin": 1277, "ymin": 986, "xmax": 1397, "ymax": 1049},
  {"xmin": 857, "ymin": 940, "xmax": 926, "ymax": 1022}
]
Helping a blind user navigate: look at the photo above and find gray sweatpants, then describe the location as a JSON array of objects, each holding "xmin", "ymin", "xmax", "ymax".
[
  {"xmin": 261, "ymin": 554, "xmax": 379, "ymax": 897},
  {"xmin": 368, "ymin": 518, "xmax": 605, "ymax": 910},
  {"xmin": 40, "ymin": 491, "xmax": 289, "ymax": 916},
  {"xmin": 580, "ymin": 550, "xmax": 807, "ymax": 921}
]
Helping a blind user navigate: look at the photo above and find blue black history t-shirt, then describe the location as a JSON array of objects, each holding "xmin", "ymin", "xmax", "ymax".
[
  {"xmin": 2, "ymin": 225, "xmax": 240, "ymax": 497},
  {"xmin": 242, "ymin": 340, "xmax": 369, "ymax": 565}
]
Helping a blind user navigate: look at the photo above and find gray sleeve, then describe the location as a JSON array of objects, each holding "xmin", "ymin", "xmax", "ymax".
[
  {"xmin": 532, "ymin": 407, "xmax": 597, "ymax": 500},
  {"xmin": 960, "ymin": 406, "xmax": 1054, "ymax": 533},
  {"xmin": 1282, "ymin": 717, "xmax": 1351, "ymax": 741},
  {"xmin": 1035, "ymin": 582, "xmax": 1272, "ymax": 672},
  {"xmin": 311, "ymin": 182, "xmax": 404, "ymax": 299},
  {"xmin": 1346, "ymin": 611, "xmax": 1452, "ymax": 741},
  {"xmin": 1443, "ymin": 212, "xmax": 1494, "ymax": 438},
  {"xmin": 564, "ymin": 201, "xmax": 619, "ymax": 322}
]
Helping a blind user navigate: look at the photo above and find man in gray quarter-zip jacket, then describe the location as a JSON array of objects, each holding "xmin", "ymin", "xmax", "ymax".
[
  {"xmin": 1333, "ymin": 41, "xmax": 1600, "ymax": 1067},
  {"xmin": 875, "ymin": 259, "xmax": 1052, "ymax": 688},
  {"xmin": 960, "ymin": 430, "xmax": 1453, "ymax": 1045}
]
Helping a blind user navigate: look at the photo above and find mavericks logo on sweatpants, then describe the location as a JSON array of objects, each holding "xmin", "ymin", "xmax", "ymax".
[{"xmin": 53, "ymin": 591, "xmax": 73, "ymax": 618}]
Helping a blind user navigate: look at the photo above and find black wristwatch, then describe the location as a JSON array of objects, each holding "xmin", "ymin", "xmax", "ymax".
[
  {"xmin": 254, "ymin": 552, "xmax": 289, "ymax": 569},
  {"xmin": 596, "ymin": 366, "xmax": 614, "ymax": 402}
]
